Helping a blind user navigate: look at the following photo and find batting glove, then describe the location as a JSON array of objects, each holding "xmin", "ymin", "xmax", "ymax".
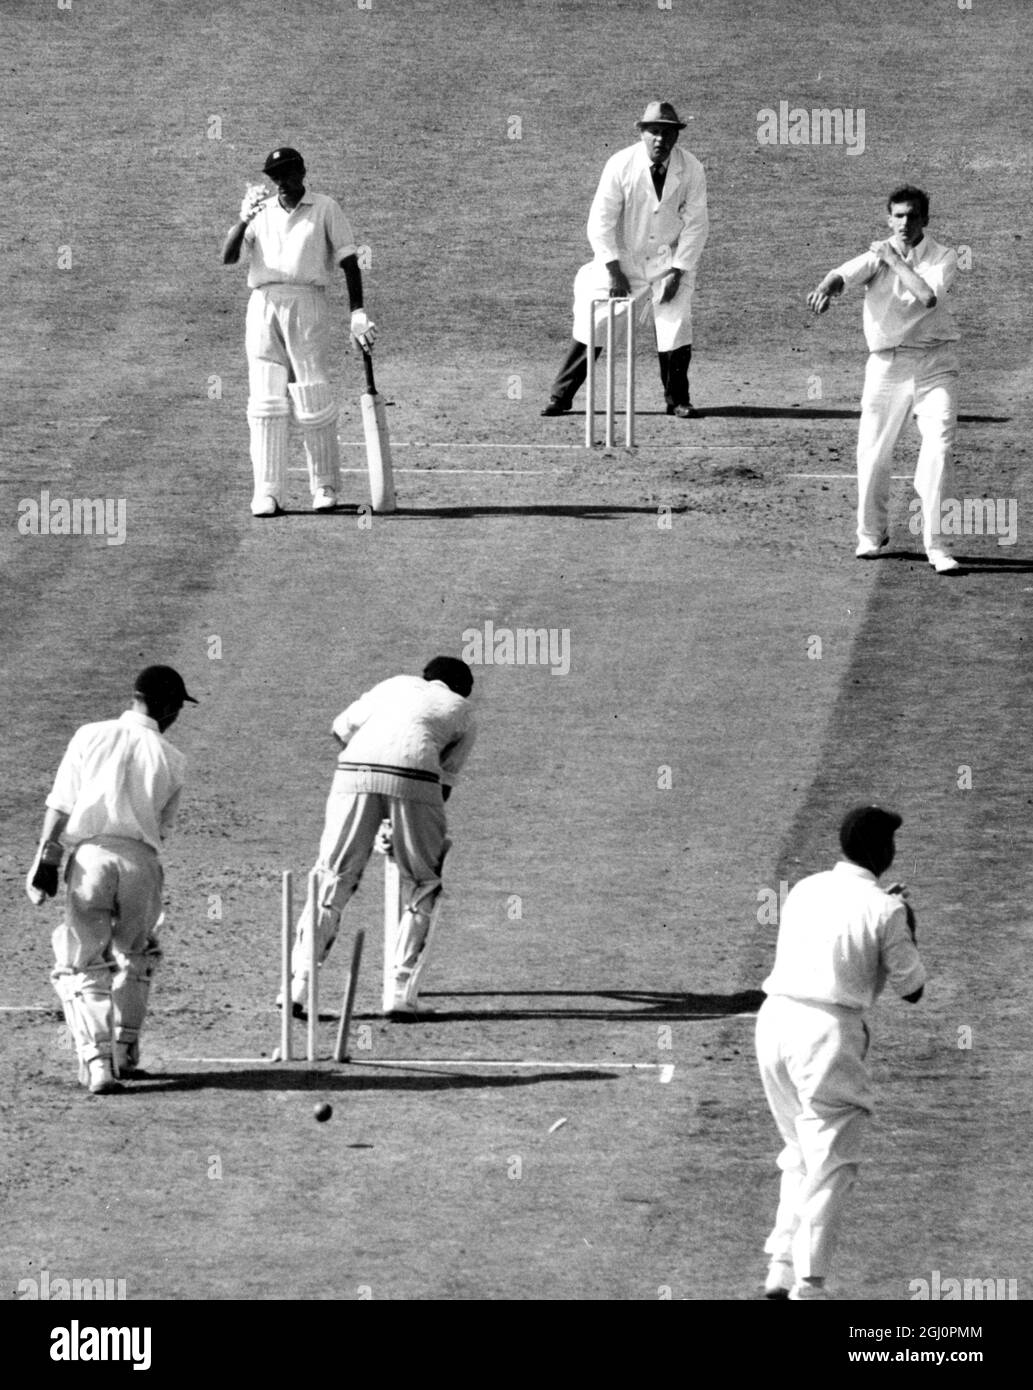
[
  {"xmin": 26, "ymin": 839, "xmax": 64, "ymax": 906},
  {"xmin": 350, "ymin": 310, "xmax": 377, "ymax": 351},
  {"xmin": 373, "ymin": 821, "xmax": 394, "ymax": 858},
  {"xmin": 239, "ymin": 183, "xmax": 270, "ymax": 224}
]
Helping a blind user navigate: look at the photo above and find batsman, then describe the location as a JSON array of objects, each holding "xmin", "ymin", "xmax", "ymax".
[
  {"xmin": 284, "ymin": 657, "xmax": 477, "ymax": 1020},
  {"xmin": 221, "ymin": 146, "xmax": 377, "ymax": 516}
]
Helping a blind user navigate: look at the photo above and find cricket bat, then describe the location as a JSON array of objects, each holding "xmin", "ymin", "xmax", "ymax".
[{"xmin": 359, "ymin": 346, "xmax": 396, "ymax": 513}]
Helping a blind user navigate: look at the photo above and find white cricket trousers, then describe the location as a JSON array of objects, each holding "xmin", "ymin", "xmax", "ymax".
[
  {"xmin": 856, "ymin": 342, "xmax": 959, "ymax": 554},
  {"xmin": 291, "ymin": 791, "xmax": 449, "ymax": 1002},
  {"xmin": 245, "ymin": 284, "xmax": 341, "ymax": 503},
  {"xmin": 755, "ymin": 995, "xmax": 873, "ymax": 1279},
  {"xmin": 50, "ymin": 836, "xmax": 164, "ymax": 1068}
]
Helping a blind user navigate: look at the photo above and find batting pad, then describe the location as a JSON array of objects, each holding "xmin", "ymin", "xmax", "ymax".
[
  {"xmin": 248, "ymin": 414, "xmax": 289, "ymax": 499},
  {"xmin": 51, "ymin": 968, "xmax": 113, "ymax": 1068},
  {"xmin": 289, "ymin": 381, "xmax": 340, "ymax": 490},
  {"xmin": 111, "ymin": 940, "xmax": 163, "ymax": 1046},
  {"xmin": 392, "ymin": 880, "xmax": 444, "ymax": 1006}
]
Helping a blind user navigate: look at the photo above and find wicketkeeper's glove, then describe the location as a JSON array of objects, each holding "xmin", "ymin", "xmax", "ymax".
[
  {"xmin": 350, "ymin": 309, "xmax": 377, "ymax": 351},
  {"xmin": 239, "ymin": 183, "xmax": 271, "ymax": 224},
  {"xmin": 26, "ymin": 839, "xmax": 64, "ymax": 906}
]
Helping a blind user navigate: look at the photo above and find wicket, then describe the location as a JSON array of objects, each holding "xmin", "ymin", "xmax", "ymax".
[
  {"xmin": 279, "ymin": 868, "xmax": 319, "ymax": 1062},
  {"xmin": 278, "ymin": 828, "xmax": 404, "ymax": 1064},
  {"xmin": 586, "ymin": 296, "xmax": 635, "ymax": 450}
]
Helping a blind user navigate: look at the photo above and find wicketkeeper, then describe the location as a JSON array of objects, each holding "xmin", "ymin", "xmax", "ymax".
[
  {"xmin": 285, "ymin": 657, "xmax": 476, "ymax": 1020},
  {"xmin": 221, "ymin": 146, "xmax": 377, "ymax": 517},
  {"xmin": 26, "ymin": 666, "xmax": 197, "ymax": 1094}
]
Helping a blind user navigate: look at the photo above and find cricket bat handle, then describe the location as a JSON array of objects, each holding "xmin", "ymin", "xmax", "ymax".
[{"xmin": 361, "ymin": 345, "xmax": 377, "ymax": 393}]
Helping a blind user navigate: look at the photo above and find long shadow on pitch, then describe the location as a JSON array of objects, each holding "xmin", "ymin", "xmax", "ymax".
[
  {"xmin": 871, "ymin": 550, "xmax": 1033, "ymax": 574},
  {"xmin": 358, "ymin": 987, "xmax": 766, "ymax": 1023},
  {"xmin": 571, "ymin": 407, "xmax": 1007, "ymax": 423},
  {"xmin": 390, "ymin": 504, "xmax": 668, "ymax": 519},
  {"xmin": 124, "ymin": 1068, "xmax": 617, "ymax": 1094},
  {"xmin": 664, "ymin": 407, "xmax": 1008, "ymax": 423}
]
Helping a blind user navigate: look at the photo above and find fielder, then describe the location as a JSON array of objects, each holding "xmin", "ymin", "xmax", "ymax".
[
  {"xmin": 755, "ymin": 806, "xmax": 926, "ymax": 1300},
  {"xmin": 221, "ymin": 146, "xmax": 377, "ymax": 516},
  {"xmin": 285, "ymin": 657, "xmax": 476, "ymax": 1019},
  {"xmin": 807, "ymin": 185, "xmax": 962, "ymax": 574},
  {"xmin": 541, "ymin": 101, "xmax": 708, "ymax": 419},
  {"xmin": 25, "ymin": 666, "xmax": 197, "ymax": 1094}
]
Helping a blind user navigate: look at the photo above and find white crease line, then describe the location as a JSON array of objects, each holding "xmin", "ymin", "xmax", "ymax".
[
  {"xmin": 157, "ymin": 1056, "xmax": 669, "ymax": 1073},
  {"xmin": 0, "ymin": 1005, "xmax": 59, "ymax": 1013},
  {"xmin": 791, "ymin": 473, "xmax": 910, "ymax": 479},
  {"xmin": 333, "ymin": 442, "xmax": 764, "ymax": 451}
]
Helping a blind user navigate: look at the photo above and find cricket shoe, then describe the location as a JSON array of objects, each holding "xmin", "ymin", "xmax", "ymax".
[
  {"xmin": 86, "ymin": 1058, "xmax": 125, "ymax": 1096},
  {"xmin": 763, "ymin": 1259, "xmax": 794, "ymax": 1300},
  {"xmin": 114, "ymin": 1042, "xmax": 147, "ymax": 1079},
  {"xmin": 386, "ymin": 999, "xmax": 420, "ymax": 1022},
  {"xmin": 275, "ymin": 992, "xmax": 307, "ymax": 1020},
  {"xmin": 667, "ymin": 402, "xmax": 696, "ymax": 418},
  {"xmin": 312, "ymin": 487, "xmax": 338, "ymax": 512},
  {"xmin": 927, "ymin": 549, "xmax": 961, "ymax": 574},
  {"xmin": 855, "ymin": 535, "xmax": 889, "ymax": 559},
  {"xmin": 540, "ymin": 397, "xmax": 572, "ymax": 416},
  {"xmin": 788, "ymin": 1281, "xmax": 830, "ymax": 1300},
  {"xmin": 251, "ymin": 495, "xmax": 283, "ymax": 517}
]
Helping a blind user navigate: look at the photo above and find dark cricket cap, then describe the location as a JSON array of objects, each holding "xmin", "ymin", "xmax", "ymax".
[
  {"xmin": 134, "ymin": 665, "xmax": 199, "ymax": 707},
  {"xmin": 422, "ymin": 656, "xmax": 474, "ymax": 697},
  {"xmin": 839, "ymin": 805, "xmax": 902, "ymax": 861},
  {"xmin": 262, "ymin": 147, "xmax": 304, "ymax": 174}
]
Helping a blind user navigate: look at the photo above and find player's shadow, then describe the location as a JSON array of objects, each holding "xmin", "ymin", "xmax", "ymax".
[
  {"xmin": 679, "ymin": 407, "xmax": 1008, "ymax": 423},
  {"xmin": 127, "ymin": 1067, "xmax": 614, "ymax": 1094},
  {"xmin": 388, "ymin": 504, "xmax": 666, "ymax": 519},
  {"xmin": 876, "ymin": 550, "xmax": 1033, "ymax": 574},
  {"xmin": 357, "ymin": 987, "xmax": 766, "ymax": 1023},
  {"xmin": 948, "ymin": 554, "xmax": 1033, "ymax": 573}
]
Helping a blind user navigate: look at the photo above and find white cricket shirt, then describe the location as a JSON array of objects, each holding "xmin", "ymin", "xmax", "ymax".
[
  {"xmin": 834, "ymin": 233, "xmax": 960, "ymax": 351},
  {"xmin": 244, "ymin": 191, "xmax": 358, "ymax": 288},
  {"xmin": 46, "ymin": 710, "xmax": 187, "ymax": 852},
  {"xmin": 762, "ymin": 861, "xmax": 926, "ymax": 1011}
]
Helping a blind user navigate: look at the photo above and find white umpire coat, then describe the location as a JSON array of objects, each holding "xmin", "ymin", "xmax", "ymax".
[{"xmin": 572, "ymin": 141, "xmax": 708, "ymax": 350}]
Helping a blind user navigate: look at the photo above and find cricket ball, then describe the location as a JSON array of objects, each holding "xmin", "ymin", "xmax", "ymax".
[{"xmin": 313, "ymin": 1102, "xmax": 333, "ymax": 1123}]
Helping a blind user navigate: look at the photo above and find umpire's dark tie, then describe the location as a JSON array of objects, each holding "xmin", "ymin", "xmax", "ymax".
[{"xmin": 651, "ymin": 162, "xmax": 666, "ymax": 200}]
